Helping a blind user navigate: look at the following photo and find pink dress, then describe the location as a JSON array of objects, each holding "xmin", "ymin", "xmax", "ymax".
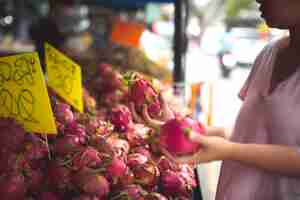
[{"xmin": 215, "ymin": 37, "xmax": 300, "ymax": 200}]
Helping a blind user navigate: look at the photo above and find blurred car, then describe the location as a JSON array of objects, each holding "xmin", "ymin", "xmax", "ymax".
[{"xmin": 218, "ymin": 27, "xmax": 269, "ymax": 78}]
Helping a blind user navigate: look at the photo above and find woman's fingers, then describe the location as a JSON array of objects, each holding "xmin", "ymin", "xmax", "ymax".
[
  {"xmin": 129, "ymin": 102, "xmax": 143, "ymax": 123},
  {"xmin": 142, "ymin": 105, "xmax": 164, "ymax": 129},
  {"xmin": 159, "ymin": 92, "xmax": 175, "ymax": 120}
]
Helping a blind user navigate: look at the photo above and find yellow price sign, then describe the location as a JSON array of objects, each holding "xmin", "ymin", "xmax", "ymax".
[
  {"xmin": 45, "ymin": 43, "xmax": 83, "ymax": 113},
  {"xmin": 0, "ymin": 53, "xmax": 57, "ymax": 134}
]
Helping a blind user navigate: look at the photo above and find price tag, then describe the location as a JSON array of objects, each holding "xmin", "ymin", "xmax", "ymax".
[
  {"xmin": 111, "ymin": 19, "xmax": 145, "ymax": 48},
  {"xmin": 0, "ymin": 53, "xmax": 57, "ymax": 134},
  {"xmin": 45, "ymin": 43, "xmax": 83, "ymax": 113}
]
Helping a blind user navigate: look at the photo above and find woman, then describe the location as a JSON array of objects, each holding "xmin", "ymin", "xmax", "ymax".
[{"xmin": 136, "ymin": 0, "xmax": 300, "ymax": 199}]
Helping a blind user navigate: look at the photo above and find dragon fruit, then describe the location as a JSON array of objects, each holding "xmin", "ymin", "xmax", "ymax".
[
  {"xmin": 113, "ymin": 185, "xmax": 147, "ymax": 200},
  {"xmin": 145, "ymin": 193, "xmax": 168, "ymax": 200},
  {"xmin": 52, "ymin": 134, "xmax": 82, "ymax": 156},
  {"xmin": 110, "ymin": 104, "xmax": 133, "ymax": 132},
  {"xmin": 98, "ymin": 63, "xmax": 113, "ymax": 77},
  {"xmin": 23, "ymin": 134, "xmax": 48, "ymax": 161},
  {"xmin": 27, "ymin": 169, "xmax": 44, "ymax": 192},
  {"xmin": 127, "ymin": 153, "xmax": 148, "ymax": 168},
  {"xmin": 0, "ymin": 118, "xmax": 25, "ymax": 153},
  {"xmin": 107, "ymin": 137, "xmax": 130, "ymax": 160},
  {"xmin": 39, "ymin": 192, "xmax": 60, "ymax": 200},
  {"xmin": 0, "ymin": 152, "xmax": 18, "ymax": 174},
  {"xmin": 47, "ymin": 162, "xmax": 72, "ymax": 190},
  {"xmin": 130, "ymin": 146, "xmax": 152, "ymax": 160},
  {"xmin": 0, "ymin": 173, "xmax": 27, "ymax": 200},
  {"xmin": 157, "ymin": 156, "xmax": 179, "ymax": 173},
  {"xmin": 159, "ymin": 117, "xmax": 205, "ymax": 156},
  {"xmin": 160, "ymin": 170, "xmax": 191, "ymax": 197},
  {"xmin": 178, "ymin": 164, "xmax": 197, "ymax": 188},
  {"xmin": 126, "ymin": 124, "xmax": 150, "ymax": 147},
  {"xmin": 64, "ymin": 122, "xmax": 87, "ymax": 144},
  {"xmin": 118, "ymin": 169, "xmax": 135, "ymax": 187},
  {"xmin": 86, "ymin": 118, "xmax": 113, "ymax": 137},
  {"xmin": 129, "ymin": 78, "xmax": 162, "ymax": 119},
  {"xmin": 72, "ymin": 195, "xmax": 100, "ymax": 200},
  {"xmin": 106, "ymin": 157, "xmax": 127, "ymax": 181},
  {"xmin": 74, "ymin": 169, "xmax": 110, "ymax": 198},
  {"xmin": 71, "ymin": 147, "xmax": 102, "ymax": 170},
  {"xmin": 131, "ymin": 162, "xmax": 160, "ymax": 188},
  {"xmin": 54, "ymin": 103, "xmax": 75, "ymax": 124}
]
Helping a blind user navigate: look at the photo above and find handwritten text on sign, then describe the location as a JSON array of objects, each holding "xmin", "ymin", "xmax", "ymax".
[
  {"xmin": 0, "ymin": 53, "xmax": 57, "ymax": 134},
  {"xmin": 45, "ymin": 43, "xmax": 83, "ymax": 113}
]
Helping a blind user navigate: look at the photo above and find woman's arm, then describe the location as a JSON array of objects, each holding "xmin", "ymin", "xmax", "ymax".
[
  {"xmin": 172, "ymin": 133, "xmax": 300, "ymax": 177},
  {"xmin": 205, "ymin": 126, "xmax": 232, "ymax": 139},
  {"xmin": 228, "ymin": 143, "xmax": 300, "ymax": 177}
]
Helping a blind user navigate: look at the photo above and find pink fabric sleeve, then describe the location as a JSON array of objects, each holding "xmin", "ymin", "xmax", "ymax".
[{"xmin": 238, "ymin": 48, "xmax": 266, "ymax": 100}]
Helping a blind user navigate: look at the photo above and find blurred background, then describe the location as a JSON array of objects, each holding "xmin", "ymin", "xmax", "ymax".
[{"xmin": 0, "ymin": 1, "xmax": 287, "ymax": 199}]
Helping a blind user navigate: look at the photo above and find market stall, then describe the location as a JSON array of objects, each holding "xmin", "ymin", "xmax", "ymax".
[{"xmin": 0, "ymin": 1, "xmax": 203, "ymax": 200}]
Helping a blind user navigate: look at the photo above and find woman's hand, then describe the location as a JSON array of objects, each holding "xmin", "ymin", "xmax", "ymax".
[
  {"xmin": 162, "ymin": 131, "xmax": 234, "ymax": 165},
  {"xmin": 129, "ymin": 92, "xmax": 175, "ymax": 126}
]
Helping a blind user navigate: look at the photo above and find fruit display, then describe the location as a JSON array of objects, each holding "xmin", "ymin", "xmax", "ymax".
[{"xmin": 0, "ymin": 64, "xmax": 199, "ymax": 200}]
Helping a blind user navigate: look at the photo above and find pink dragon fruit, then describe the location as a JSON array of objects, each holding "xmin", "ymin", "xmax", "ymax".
[
  {"xmin": 47, "ymin": 162, "xmax": 72, "ymax": 190},
  {"xmin": 54, "ymin": 103, "xmax": 75, "ymax": 124},
  {"xmin": 27, "ymin": 169, "xmax": 44, "ymax": 192},
  {"xmin": 72, "ymin": 195, "xmax": 100, "ymax": 200},
  {"xmin": 71, "ymin": 147, "xmax": 102, "ymax": 170},
  {"xmin": 130, "ymin": 146, "xmax": 152, "ymax": 160},
  {"xmin": 127, "ymin": 153, "xmax": 148, "ymax": 168},
  {"xmin": 160, "ymin": 170, "xmax": 191, "ymax": 197},
  {"xmin": 131, "ymin": 162, "xmax": 160, "ymax": 189},
  {"xmin": 118, "ymin": 168, "xmax": 135, "ymax": 187},
  {"xmin": 178, "ymin": 164, "xmax": 197, "ymax": 188},
  {"xmin": 113, "ymin": 184, "xmax": 147, "ymax": 200},
  {"xmin": 86, "ymin": 118, "xmax": 113, "ymax": 137},
  {"xmin": 52, "ymin": 135, "xmax": 82, "ymax": 156},
  {"xmin": 145, "ymin": 193, "xmax": 168, "ymax": 200},
  {"xmin": 159, "ymin": 117, "xmax": 206, "ymax": 156},
  {"xmin": 39, "ymin": 192, "xmax": 60, "ymax": 200},
  {"xmin": 107, "ymin": 137, "xmax": 130, "ymax": 161},
  {"xmin": 126, "ymin": 124, "xmax": 150, "ymax": 147},
  {"xmin": 64, "ymin": 122, "xmax": 87, "ymax": 144},
  {"xmin": 0, "ymin": 152, "xmax": 18, "ymax": 174},
  {"xmin": 98, "ymin": 63, "xmax": 113, "ymax": 77},
  {"xmin": 23, "ymin": 134, "xmax": 48, "ymax": 161},
  {"xmin": 0, "ymin": 118, "xmax": 25, "ymax": 153},
  {"xmin": 129, "ymin": 78, "xmax": 162, "ymax": 119},
  {"xmin": 0, "ymin": 173, "xmax": 27, "ymax": 200},
  {"xmin": 74, "ymin": 169, "xmax": 110, "ymax": 198},
  {"xmin": 89, "ymin": 135, "xmax": 115, "ymax": 157},
  {"xmin": 110, "ymin": 104, "xmax": 133, "ymax": 132},
  {"xmin": 105, "ymin": 157, "xmax": 127, "ymax": 182},
  {"xmin": 157, "ymin": 156, "xmax": 179, "ymax": 173}
]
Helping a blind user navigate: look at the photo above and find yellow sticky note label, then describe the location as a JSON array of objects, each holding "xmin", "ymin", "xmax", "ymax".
[
  {"xmin": 0, "ymin": 53, "xmax": 57, "ymax": 134},
  {"xmin": 45, "ymin": 43, "xmax": 83, "ymax": 113}
]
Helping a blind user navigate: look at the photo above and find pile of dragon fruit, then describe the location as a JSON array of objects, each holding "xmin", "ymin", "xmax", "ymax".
[{"xmin": 0, "ymin": 64, "xmax": 200, "ymax": 200}]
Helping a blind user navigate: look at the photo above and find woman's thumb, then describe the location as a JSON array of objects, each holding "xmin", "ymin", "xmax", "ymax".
[{"xmin": 189, "ymin": 131, "xmax": 209, "ymax": 144}]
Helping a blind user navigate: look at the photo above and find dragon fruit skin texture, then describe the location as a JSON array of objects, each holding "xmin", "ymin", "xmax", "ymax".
[
  {"xmin": 160, "ymin": 170, "xmax": 191, "ymax": 198},
  {"xmin": 106, "ymin": 157, "xmax": 127, "ymax": 180},
  {"xmin": 0, "ymin": 118, "xmax": 26, "ymax": 153},
  {"xmin": 39, "ymin": 192, "xmax": 61, "ymax": 200},
  {"xmin": 71, "ymin": 146, "xmax": 102, "ymax": 170},
  {"xmin": 74, "ymin": 169, "xmax": 110, "ymax": 198},
  {"xmin": 0, "ymin": 173, "xmax": 27, "ymax": 200},
  {"xmin": 110, "ymin": 104, "xmax": 133, "ymax": 132},
  {"xmin": 129, "ymin": 79, "xmax": 162, "ymax": 119},
  {"xmin": 159, "ymin": 117, "xmax": 205, "ymax": 156}
]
